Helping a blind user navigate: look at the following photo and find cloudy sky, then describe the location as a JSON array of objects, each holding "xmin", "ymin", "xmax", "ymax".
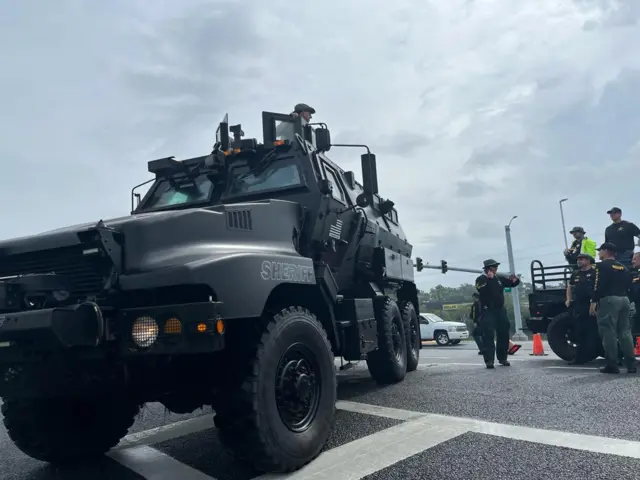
[{"xmin": 1, "ymin": 0, "xmax": 639, "ymax": 291}]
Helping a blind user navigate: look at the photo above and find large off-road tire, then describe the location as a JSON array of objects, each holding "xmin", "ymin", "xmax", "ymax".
[
  {"xmin": 547, "ymin": 312, "xmax": 601, "ymax": 362},
  {"xmin": 214, "ymin": 307, "xmax": 336, "ymax": 474},
  {"xmin": 398, "ymin": 300, "xmax": 420, "ymax": 372},
  {"xmin": 366, "ymin": 297, "xmax": 407, "ymax": 384},
  {"xmin": 2, "ymin": 397, "xmax": 140, "ymax": 465}
]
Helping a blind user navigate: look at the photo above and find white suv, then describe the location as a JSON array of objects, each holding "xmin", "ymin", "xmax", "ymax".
[{"xmin": 419, "ymin": 313, "xmax": 469, "ymax": 346}]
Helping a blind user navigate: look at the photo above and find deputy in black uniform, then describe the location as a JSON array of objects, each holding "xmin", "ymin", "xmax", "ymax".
[
  {"xmin": 475, "ymin": 259, "xmax": 520, "ymax": 369},
  {"xmin": 604, "ymin": 207, "xmax": 640, "ymax": 269},
  {"xmin": 629, "ymin": 252, "xmax": 640, "ymax": 347},
  {"xmin": 564, "ymin": 253, "xmax": 596, "ymax": 364},
  {"xmin": 591, "ymin": 242, "xmax": 636, "ymax": 374},
  {"xmin": 469, "ymin": 293, "xmax": 484, "ymax": 355}
]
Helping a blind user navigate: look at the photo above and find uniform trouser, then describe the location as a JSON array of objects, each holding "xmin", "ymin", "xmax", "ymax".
[
  {"xmin": 481, "ymin": 307, "xmax": 510, "ymax": 364},
  {"xmin": 472, "ymin": 323, "xmax": 484, "ymax": 352},
  {"xmin": 596, "ymin": 296, "xmax": 636, "ymax": 368},
  {"xmin": 572, "ymin": 302, "xmax": 594, "ymax": 362}
]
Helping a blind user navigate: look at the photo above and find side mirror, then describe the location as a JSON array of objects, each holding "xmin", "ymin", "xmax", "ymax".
[
  {"xmin": 360, "ymin": 153, "xmax": 379, "ymax": 195},
  {"xmin": 315, "ymin": 129, "xmax": 331, "ymax": 152},
  {"xmin": 355, "ymin": 192, "xmax": 372, "ymax": 208},
  {"xmin": 318, "ymin": 179, "xmax": 332, "ymax": 195}
]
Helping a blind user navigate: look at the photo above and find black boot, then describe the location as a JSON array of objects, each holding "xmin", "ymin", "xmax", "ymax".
[
  {"xmin": 600, "ymin": 365, "xmax": 620, "ymax": 374},
  {"xmin": 486, "ymin": 363, "xmax": 494, "ymax": 369},
  {"xmin": 499, "ymin": 360, "xmax": 510, "ymax": 367}
]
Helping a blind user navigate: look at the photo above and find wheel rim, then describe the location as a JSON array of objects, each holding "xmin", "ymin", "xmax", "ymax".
[
  {"xmin": 410, "ymin": 320, "xmax": 419, "ymax": 354},
  {"xmin": 275, "ymin": 343, "xmax": 322, "ymax": 433},
  {"xmin": 437, "ymin": 333, "xmax": 448, "ymax": 344},
  {"xmin": 391, "ymin": 319, "xmax": 404, "ymax": 362},
  {"xmin": 564, "ymin": 327, "xmax": 578, "ymax": 354}
]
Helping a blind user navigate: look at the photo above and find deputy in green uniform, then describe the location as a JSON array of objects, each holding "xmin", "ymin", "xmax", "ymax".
[
  {"xmin": 564, "ymin": 226, "xmax": 597, "ymax": 268},
  {"xmin": 629, "ymin": 252, "xmax": 640, "ymax": 347},
  {"xmin": 475, "ymin": 259, "xmax": 520, "ymax": 369},
  {"xmin": 590, "ymin": 242, "xmax": 636, "ymax": 374},
  {"xmin": 564, "ymin": 253, "xmax": 596, "ymax": 365}
]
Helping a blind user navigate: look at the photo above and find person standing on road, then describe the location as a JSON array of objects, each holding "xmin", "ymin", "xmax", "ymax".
[
  {"xmin": 564, "ymin": 253, "xmax": 597, "ymax": 365},
  {"xmin": 474, "ymin": 259, "xmax": 521, "ymax": 369},
  {"xmin": 564, "ymin": 227, "xmax": 597, "ymax": 268},
  {"xmin": 470, "ymin": 293, "xmax": 484, "ymax": 355},
  {"xmin": 629, "ymin": 252, "xmax": 640, "ymax": 348},
  {"xmin": 590, "ymin": 242, "xmax": 637, "ymax": 374},
  {"xmin": 604, "ymin": 207, "xmax": 640, "ymax": 269}
]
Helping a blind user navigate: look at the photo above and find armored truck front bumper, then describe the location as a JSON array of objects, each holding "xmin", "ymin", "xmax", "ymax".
[{"xmin": 0, "ymin": 300, "xmax": 226, "ymax": 363}]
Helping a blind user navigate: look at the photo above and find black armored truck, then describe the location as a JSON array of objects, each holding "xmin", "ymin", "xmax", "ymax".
[{"xmin": 0, "ymin": 111, "xmax": 423, "ymax": 473}]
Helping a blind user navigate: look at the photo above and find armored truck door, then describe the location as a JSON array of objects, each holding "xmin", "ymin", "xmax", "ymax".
[{"xmin": 320, "ymin": 163, "xmax": 352, "ymax": 270}]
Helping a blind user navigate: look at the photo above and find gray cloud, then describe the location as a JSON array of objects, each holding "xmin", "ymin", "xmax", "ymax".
[
  {"xmin": 456, "ymin": 179, "xmax": 488, "ymax": 198},
  {"xmin": 1, "ymin": 0, "xmax": 639, "ymax": 293}
]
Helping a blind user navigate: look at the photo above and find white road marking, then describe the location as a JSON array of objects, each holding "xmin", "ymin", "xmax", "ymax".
[
  {"xmin": 255, "ymin": 418, "xmax": 467, "ymax": 480},
  {"xmin": 426, "ymin": 411, "xmax": 640, "ymax": 459},
  {"xmin": 108, "ymin": 445, "xmax": 216, "ymax": 480},
  {"xmin": 117, "ymin": 415, "xmax": 213, "ymax": 449},
  {"xmin": 337, "ymin": 401, "xmax": 640, "ymax": 460}
]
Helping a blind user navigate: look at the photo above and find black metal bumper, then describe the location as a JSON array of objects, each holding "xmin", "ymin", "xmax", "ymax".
[{"xmin": 0, "ymin": 301, "xmax": 225, "ymax": 361}]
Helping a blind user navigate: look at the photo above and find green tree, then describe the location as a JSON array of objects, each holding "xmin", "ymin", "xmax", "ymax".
[{"xmin": 416, "ymin": 281, "xmax": 538, "ymax": 337}]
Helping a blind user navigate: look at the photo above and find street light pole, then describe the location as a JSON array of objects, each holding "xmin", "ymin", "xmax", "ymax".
[
  {"xmin": 559, "ymin": 198, "xmax": 569, "ymax": 250},
  {"xmin": 505, "ymin": 216, "xmax": 527, "ymax": 341}
]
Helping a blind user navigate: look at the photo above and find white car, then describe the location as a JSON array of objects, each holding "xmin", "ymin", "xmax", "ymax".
[{"xmin": 419, "ymin": 313, "xmax": 469, "ymax": 346}]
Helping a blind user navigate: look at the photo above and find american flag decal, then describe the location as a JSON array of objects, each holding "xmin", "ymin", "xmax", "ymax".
[{"xmin": 329, "ymin": 219, "xmax": 343, "ymax": 239}]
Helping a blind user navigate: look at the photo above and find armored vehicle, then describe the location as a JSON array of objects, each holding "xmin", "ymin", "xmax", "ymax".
[
  {"xmin": 526, "ymin": 260, "xmax": 604, "ymax": 361},
  {"xmin": 0, "ymin": 111, "xmax": 422, "ymax": 473}
]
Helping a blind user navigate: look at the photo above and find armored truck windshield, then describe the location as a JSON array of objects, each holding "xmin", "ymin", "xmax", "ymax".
[
  {"xmin": 137, "ymin": 154, "xmax": 306, "ymax": 213},
  {"xmin": 134, "ymin": 112, "xmax": 316, "ymax": 213},
  {"xmin": 144, "ymin": 173, "xmax": 215, "ymax": 210}
]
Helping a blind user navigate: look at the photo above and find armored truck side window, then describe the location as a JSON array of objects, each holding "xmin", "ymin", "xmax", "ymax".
[
  {"xmin": 227, "ymin": 161, "xmax": 303, "ymax": 196},
  {"xmin": 324, "ymin": 166, "xmax": 346, "ymax": 204},
  {"xmin": 145, "ymin": 175, "xmax": 214, "ymax": 209}
]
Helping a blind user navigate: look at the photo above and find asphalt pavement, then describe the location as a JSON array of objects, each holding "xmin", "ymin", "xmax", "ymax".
[{"xmin": 2, "ymin": 340, "xmax": 640, "ymax": 480}]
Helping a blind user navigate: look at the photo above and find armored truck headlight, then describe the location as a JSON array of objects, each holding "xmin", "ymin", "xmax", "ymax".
[{"xmin": 132, "ymin": 316, "xmax": 159, "ymax": 348}]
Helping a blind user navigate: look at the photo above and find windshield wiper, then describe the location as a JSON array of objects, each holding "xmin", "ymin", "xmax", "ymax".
[{"xmin": 233, "ymin": 148, "xmax": 278, "ymax": 183}]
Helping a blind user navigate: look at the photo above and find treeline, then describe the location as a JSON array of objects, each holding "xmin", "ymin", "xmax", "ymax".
[{"xmin": 416, "ymin": 282, "xmax": 539, "ymax": 329}]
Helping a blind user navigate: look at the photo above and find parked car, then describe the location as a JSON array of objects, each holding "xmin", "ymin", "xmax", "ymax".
[{"xmin": 419, "ymin": 313, "xmax": 469, "ymax": 346}]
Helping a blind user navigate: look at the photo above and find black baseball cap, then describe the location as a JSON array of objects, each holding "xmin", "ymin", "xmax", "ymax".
[
  {"xmin": 597, "ymin": 242, "xmax": 618, "ymax": 252},
  {"xmin": 577, "ymin": 253, "xmax": 595, "ymax": 263},
  {"xmin": 607, "ymin": 207, "xmax": 622, "ymax": 214},
  {"xmin": 569, "ymin": 226, "xmax": 585, "ymax": 234}
]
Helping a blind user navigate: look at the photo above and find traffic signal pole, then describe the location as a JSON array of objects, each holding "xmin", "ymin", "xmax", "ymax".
[{"xmin": 415, "ymin": 257, "xmax": 527, "ymax": 341}]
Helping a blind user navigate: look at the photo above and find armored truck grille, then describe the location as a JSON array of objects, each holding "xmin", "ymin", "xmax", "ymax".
[
  {"xmin": 0, "ymin": 245, "xmax": 110, "ymax": 298},
  {"xmin": 226, "ymin": 210, "xmax": 253, "ymax": 230}
]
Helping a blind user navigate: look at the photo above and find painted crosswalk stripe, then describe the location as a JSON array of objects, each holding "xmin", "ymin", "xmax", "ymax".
[{"xmin": 108, "ymin": 445, "xmax": 216, "ymax": 479}]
